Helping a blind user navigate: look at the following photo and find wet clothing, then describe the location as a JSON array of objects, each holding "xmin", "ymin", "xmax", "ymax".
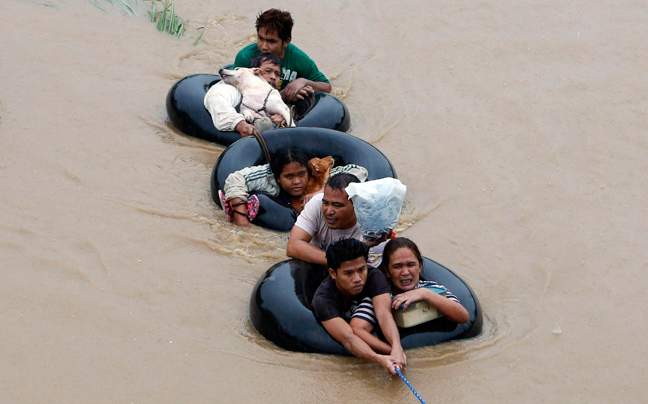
[
  {"xmin": 203, "ymin": 81, "xmax": 245, "ymax": 132},
  {"xmin": 295, "ymin": 193, "xmax": 386, "ymax": 267},
  {"xmin": 396, "ymin": 280, "xmax": 461, "ymax": 304},
  {"xmin": 234, "ymin": 43, "xmax": 329, "ymax": 91},
  {"xmin": 223, "ymin": 164, "xmax": 368, "ymax": 203},
  {"xmin": 312, "ymin": 267, "xmax": 391, "ymax": 325}
]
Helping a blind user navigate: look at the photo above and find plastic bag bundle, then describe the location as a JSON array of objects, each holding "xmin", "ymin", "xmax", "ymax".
[{"xmin": 345, "ymin": 178, "xmax": 407, "ymax": 241}]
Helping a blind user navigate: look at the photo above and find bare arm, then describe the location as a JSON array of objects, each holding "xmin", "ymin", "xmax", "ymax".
[
  {"xmin": 234, "ymin": 120, "xmax": 254, "ymax": 137},
  {"xmin": 281, "ymin": 78, "xmax": 331, "ymax": 102},
  {"xmin": 391, "ymin": 288, "xmax": 469, "ymax": 324},
  {"xmin": 373, "ymin": 293, "xmax": 406, "ymax": 368},
  {"xmin": 321, "ymin": 317, "xmax": 400, "ymax": 374},
  {"xmin": 304, "ymin": 80, "xmax": 332, "ymax": 93},
  {"xmin": 286, "ymin": 226, "xmax": 326, "ymax": 265},
  {"xmin": 350, "ymin": 318, "xmax": 392, "ymax": 355}
]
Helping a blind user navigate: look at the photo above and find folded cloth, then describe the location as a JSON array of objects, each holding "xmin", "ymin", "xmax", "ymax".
[
  {"xmin": 253, "ymin": 116, "xmax": 275, "ymax": 133},
  {"xmin": 218, "ymin": 190, "xmax": 260, "ymax": 222}
]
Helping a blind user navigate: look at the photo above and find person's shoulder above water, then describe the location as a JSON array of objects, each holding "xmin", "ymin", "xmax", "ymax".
[
  {"xmin": 292, "ymin": 192, "xmax": 325, "ymax": 235},
  {"xmin": 233, "ymin": 43, "xmax": 259, "ymax": 68},
  {"xmin": 311, "ymin": 275, "xmax": 341, "ymax": 321},
  {"xmin": 305, "ymin": 190, "xmax": 325, "ymax": 206},
  {"xmin": 281, "ymin": 43, "xmax": 330, "ymax": 83},
  {"xmin": 282, "ymin": 43, "xmax": 318, "ymax": 64},
  {"xmin": 416, "ymin": 280, "xmax": 460, "ymax": 303},
  {"xmin": 364, "ymin": 266, "xmax": 391, "ymax": 296},
  {"xmin": 284, "ymin": 43, "xmax": 329, "ymax": 78}
]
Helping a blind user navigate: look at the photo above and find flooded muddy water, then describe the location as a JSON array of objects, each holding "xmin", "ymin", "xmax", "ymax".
[{"xmin": 1, "ymin": 0, "xmax": 647, "ymax": 402}]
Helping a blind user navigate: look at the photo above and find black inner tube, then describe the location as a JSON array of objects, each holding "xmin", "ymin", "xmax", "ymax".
[
  {"xmin": 210, "ymin": 128, "xmax": 398, "ymax": 232},
  {"xmin": 166, "ymin": 74, "xmax": 351, "ymax": 146},
  {"xmin": 249, "ymin": 257, "xmax": 483, "ymax": 355}
]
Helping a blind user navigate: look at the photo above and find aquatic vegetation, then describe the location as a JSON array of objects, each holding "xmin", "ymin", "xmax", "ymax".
[
  {"xmin": 87, "ymin": 0, "xmax": 142, "ymax": 16},
  {"xmin": 192, "ymin": 27, "xmax": 205, "ymax": 46},
  {"xmin": 147, "ymin": 0, "xmax": 184, "ymax": 38},
  {"xmin": 87, "ymin": 0, "xmax": 204, "ymax": 44}
]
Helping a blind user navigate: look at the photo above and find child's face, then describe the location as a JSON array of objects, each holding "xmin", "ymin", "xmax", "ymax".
[{"xmin": 277, "ymin": 162, "xmax": 309, "ymax": 197}]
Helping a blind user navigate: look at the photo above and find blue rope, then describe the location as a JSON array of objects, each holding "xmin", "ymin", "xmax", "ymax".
[{"xmin": 395, "ymin": 367, "xmax": 427, "ymax": 404}]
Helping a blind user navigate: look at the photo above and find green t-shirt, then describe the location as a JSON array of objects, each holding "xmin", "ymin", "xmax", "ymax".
[{"xmin": 233, "ymin": 43, "xmax": 329, "ymax": 91}]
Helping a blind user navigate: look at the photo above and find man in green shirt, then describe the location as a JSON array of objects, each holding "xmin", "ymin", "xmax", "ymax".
[{"xmin": 233, "ymin": 9, "xmax": 332, "ymax": 104}]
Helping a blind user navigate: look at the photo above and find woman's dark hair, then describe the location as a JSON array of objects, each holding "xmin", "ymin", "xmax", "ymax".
[
  {"xmin": 270, "ymin": 146, "xmax": 310, "ymax": 180},
  {"xmin": 326, "ymin": 238, "xmax": 369, "ymax": 272},
  {"xmin": 379, "ymin": 237, "xmax": 424, "ymax": 273},
  {"xmin": 249, "ymin": 52, "xmax": 281, "ymax": 69},
  {"xmin": 256, "ymin": 9, "xmax": 293, "ymax": 42}
]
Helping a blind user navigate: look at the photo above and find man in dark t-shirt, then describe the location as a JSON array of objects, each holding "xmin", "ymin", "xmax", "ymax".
[{"xmin": 311, "ymin": 238, "xmax": 406, "ymax": 374}]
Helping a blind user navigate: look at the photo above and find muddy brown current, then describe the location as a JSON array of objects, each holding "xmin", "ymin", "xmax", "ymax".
[{"xmin": 1, "ymin": 0, "xmax": 647, "ymax": 402}]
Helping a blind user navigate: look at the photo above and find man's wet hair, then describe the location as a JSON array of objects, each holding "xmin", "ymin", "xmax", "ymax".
[
  {"xmin": 249, "ymin": 52, "xmax": 281, "ymax": 69},
  {"xmin": 270, "ymin": 146, "xmax": 310, "ymax": 180},
  {"xmin": 256, "ymin": 9, "xmax": 293, "ymax": 42},
  {"xmin": 326, "ymin": 238, "xmax": 369, "ymax": 272},
  {"xmin": 325, "ymin": 172, "xmax": 360, "ymax": 192}
]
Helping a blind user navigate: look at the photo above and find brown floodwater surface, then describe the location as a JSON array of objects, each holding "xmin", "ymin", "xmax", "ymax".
[{"xmin": 1, "ymin": 0, "xmax": 647, "ymax": 402}]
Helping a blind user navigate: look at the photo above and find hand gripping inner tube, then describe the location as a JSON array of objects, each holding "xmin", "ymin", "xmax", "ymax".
[
  {"xmin": 210, "ymin": 128, "xmax": 398, "ymax": 232},
  {"xmin": 166, "ymin": 74, "xmax": 351, "ymax": 146},
  {"xmin": 249, "ymin": 257, "xmax": 483, "ymax": 355}
]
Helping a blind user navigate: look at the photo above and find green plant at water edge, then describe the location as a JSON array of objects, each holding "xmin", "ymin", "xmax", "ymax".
[
  {"xmin": 87, "ymin": 0, "xmax": 142, "ymax": 16},
  {"xmin": 193, "ymin": 27, "xmax": 205, "ymax": 46},
  {"xmin": 148, "ymin": 0, "xmax": 184, "ymax": 38},
  {"xmin": 87, "ymin": 0, "xmax": 204, "ymax": 44}
]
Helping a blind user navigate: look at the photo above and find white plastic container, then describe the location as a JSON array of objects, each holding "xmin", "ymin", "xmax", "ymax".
[{"xmin": 393, "ymin": 301, "xmax": 445, "ymax": 328}]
